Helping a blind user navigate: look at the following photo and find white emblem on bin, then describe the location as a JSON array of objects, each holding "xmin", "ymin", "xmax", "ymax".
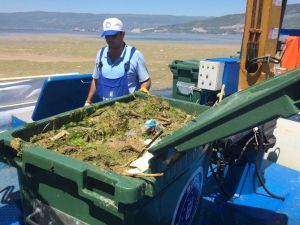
[{"xmin": 172, "ymin": 167, "xmax": 204, "ymax": 225}]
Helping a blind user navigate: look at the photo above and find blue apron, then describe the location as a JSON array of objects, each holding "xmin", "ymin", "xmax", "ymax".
[{"xmin": 96, "ymin": 46, "xmax": 136, "ymax": 101}]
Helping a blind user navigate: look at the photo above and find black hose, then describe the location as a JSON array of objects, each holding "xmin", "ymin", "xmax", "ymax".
[
  {"xmin": 255, "ymin": 128, "xmax": 285, "ymax": 201},
  {"xmin": 235, "ymin": 135, "xmax": 255, "ymax": 164},
  {"xmin": 248, "ymin": 56, "xmax": 281, "ymax": 65},
  {"xmin": 206, "ymin": 144, "xmax": 231, "ymax": 199},
  {"xmin": 209, "ymin": 162, "xmax": 231, "ymax": 199}
]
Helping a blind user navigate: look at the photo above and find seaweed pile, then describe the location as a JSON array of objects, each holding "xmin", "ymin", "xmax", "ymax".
[{"xmin": 30, "ymin": 96, "xmax": 193, "ymax": 173}]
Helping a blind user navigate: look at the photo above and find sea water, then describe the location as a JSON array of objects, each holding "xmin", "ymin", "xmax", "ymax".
[{"xmin": 0, "ymin": 28, "xmax": 242, "ymax": 45}]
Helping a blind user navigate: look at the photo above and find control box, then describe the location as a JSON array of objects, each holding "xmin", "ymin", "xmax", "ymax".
[{"xmin": 197, "ymin": 61, "xmax": 225, "ymax": 91}]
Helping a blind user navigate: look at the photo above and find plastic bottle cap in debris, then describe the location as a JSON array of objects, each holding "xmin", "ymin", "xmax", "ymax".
[{"xmin": 145, "ymin": 119, "xmax": 157, "ymax": 128}]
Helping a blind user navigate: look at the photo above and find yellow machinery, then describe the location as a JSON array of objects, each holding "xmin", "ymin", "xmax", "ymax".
[{"xmin": 239, "ymin": 0, "xmax": 287, "ymax": 90}]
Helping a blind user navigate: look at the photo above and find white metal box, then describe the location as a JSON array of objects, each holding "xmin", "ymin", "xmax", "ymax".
[{"xmin": 197, "ymin": 60, "xmax": 225, "ymax": 91}]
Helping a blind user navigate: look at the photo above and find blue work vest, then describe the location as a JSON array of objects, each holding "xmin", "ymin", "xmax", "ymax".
[{"xmin": 96, "ymin": 46, "xmax": 136, "ymax": 101}]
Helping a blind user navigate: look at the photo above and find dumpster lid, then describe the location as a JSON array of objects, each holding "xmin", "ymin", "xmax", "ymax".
[
  {"xmin": 149, "ymin": 68, "xmax": 300, "ymax": 154},
  {"xmin": 169, "ymin": 59, "xmax": 200, "ymax": 70},
  {"xmin": 32, "ymin": 74, "xmax": 95, "ymax": 121},
  {"xmin": 206, "ymin": 57, "xmax": 240, "ymax": 63}
]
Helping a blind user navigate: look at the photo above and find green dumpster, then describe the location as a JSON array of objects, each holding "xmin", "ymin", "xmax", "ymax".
[
  {"xmin": 1, "ymin": 68, "xmax": 300, "ymax": 225},
  {"xmin": 169, "ymin": 59, "xmax": 201, "ymax": 103},
  {"xmin": 0, "ymin": 95, "xmax": 211, "ymax": 225}
]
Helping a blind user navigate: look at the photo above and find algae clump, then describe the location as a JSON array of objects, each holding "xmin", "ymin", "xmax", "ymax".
[{"xmin": 30, "ymin": 96, "xmax": 193, "ymax": 172}]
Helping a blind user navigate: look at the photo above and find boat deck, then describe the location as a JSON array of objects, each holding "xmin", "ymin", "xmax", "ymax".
[{"xmin": 198, "ymin": 161, "xmax": 300, "ymax": 225}]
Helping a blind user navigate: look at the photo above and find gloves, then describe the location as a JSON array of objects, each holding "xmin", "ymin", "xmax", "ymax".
[
  {"xmin": 84, "ymin": 102, "xmax": 91, "ymax": 107},
  {"xmin": 139, "ymin": 87, "xmax": 150, "ymax": 95}
]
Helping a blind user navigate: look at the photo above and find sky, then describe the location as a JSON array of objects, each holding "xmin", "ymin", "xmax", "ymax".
[{"xmin": 1, "ymin": 0, "xmax": 300, "ymax": 17}]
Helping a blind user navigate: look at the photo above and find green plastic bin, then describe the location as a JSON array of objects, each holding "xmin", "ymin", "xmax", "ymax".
[
  {"xmin": 0, "ymin": 94, "xmax": 211, "ymax": 225},
  {"xmin": 169, "ymin": 59, "xmax": 201, "ymax": 103},
  {"xmin": 2, "ymin": 68, "xmax": 300, "ymax": 225}
]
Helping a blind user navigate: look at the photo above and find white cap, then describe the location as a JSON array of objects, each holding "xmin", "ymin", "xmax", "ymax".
[{"xmin": 101, "ymin": 18, "xmax": 124, "ymax": 37}]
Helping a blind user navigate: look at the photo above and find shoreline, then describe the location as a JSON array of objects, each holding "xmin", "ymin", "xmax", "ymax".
[
  {"xmin": 0, "ymin": 34, "xmax": 240, "ymax": 89},
  {"xmin": 0, "ymin": 31, "xmax": 242, "ymax": 45}
]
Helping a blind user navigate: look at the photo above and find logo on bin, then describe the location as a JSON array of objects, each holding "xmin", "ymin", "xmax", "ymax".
[{"xmin": 171, "ymin": 167, "xmax": 203, "ymax": 225}]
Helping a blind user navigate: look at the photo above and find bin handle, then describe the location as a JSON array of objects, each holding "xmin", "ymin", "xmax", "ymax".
[
  {"xmin": 79, "ymin": 188, "xmax": 118, "ymax": 213},
  {"xmin": 79, "ymin": 170, "xmax": 118, "ymax": 208}
]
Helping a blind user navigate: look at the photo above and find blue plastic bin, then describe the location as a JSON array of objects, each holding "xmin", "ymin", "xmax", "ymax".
[{"xmin": 206, "ymin": 58, "xmax": 240, "ymax": 96}]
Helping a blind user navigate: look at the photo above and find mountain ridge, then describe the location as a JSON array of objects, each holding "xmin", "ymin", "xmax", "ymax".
[{"xmin": 0, "ymin": 4, "xmax": 299, "ymax": 35}]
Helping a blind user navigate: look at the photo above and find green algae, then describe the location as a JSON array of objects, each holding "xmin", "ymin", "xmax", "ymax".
[{"xmin": 29, "ymin": 96, "xmax": 193, "ymax": 172}]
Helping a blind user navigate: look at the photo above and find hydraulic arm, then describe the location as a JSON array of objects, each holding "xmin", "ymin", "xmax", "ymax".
[{"xmin": 239, "ymin": 0, "xmax": 287, "ymax": 90}]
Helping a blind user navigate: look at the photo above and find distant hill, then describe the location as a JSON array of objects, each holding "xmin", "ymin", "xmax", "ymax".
[
  {"xmin": 156, "ymin": 3, "xmax": 300, "ymax": 34},
  {"xmin": 0, "ymin": 11, "xmax": 209, "ymax": 33},
  {"xmin": 282, "ymin": 3, "xmax": 300, "ymax": 28},
  {"xmin": 0, "ymin": 4, "xmax": 299, "ymax": 35},
  {"xmin": 155, "ymin": 14, "xmax": 245, "ymax": 34}
]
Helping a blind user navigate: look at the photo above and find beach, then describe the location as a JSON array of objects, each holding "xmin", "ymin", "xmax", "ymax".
[{"xmin": 0, "ymin": 33, "xmax": 240, "ymax": 90}]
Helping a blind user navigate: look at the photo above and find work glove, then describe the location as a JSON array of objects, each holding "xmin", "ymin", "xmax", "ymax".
[
  {"xmin": 139, "ymin": 87, "xmax": 150, "ymax": 95},
  {"xmin": 84, "ymin": 102, "xmax": 91, "ymax": 107}
]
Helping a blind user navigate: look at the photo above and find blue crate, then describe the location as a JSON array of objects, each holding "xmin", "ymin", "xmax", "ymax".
[{"xmin": 206, "ymin": 58, "xmax": 240, "ymax": 96}]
